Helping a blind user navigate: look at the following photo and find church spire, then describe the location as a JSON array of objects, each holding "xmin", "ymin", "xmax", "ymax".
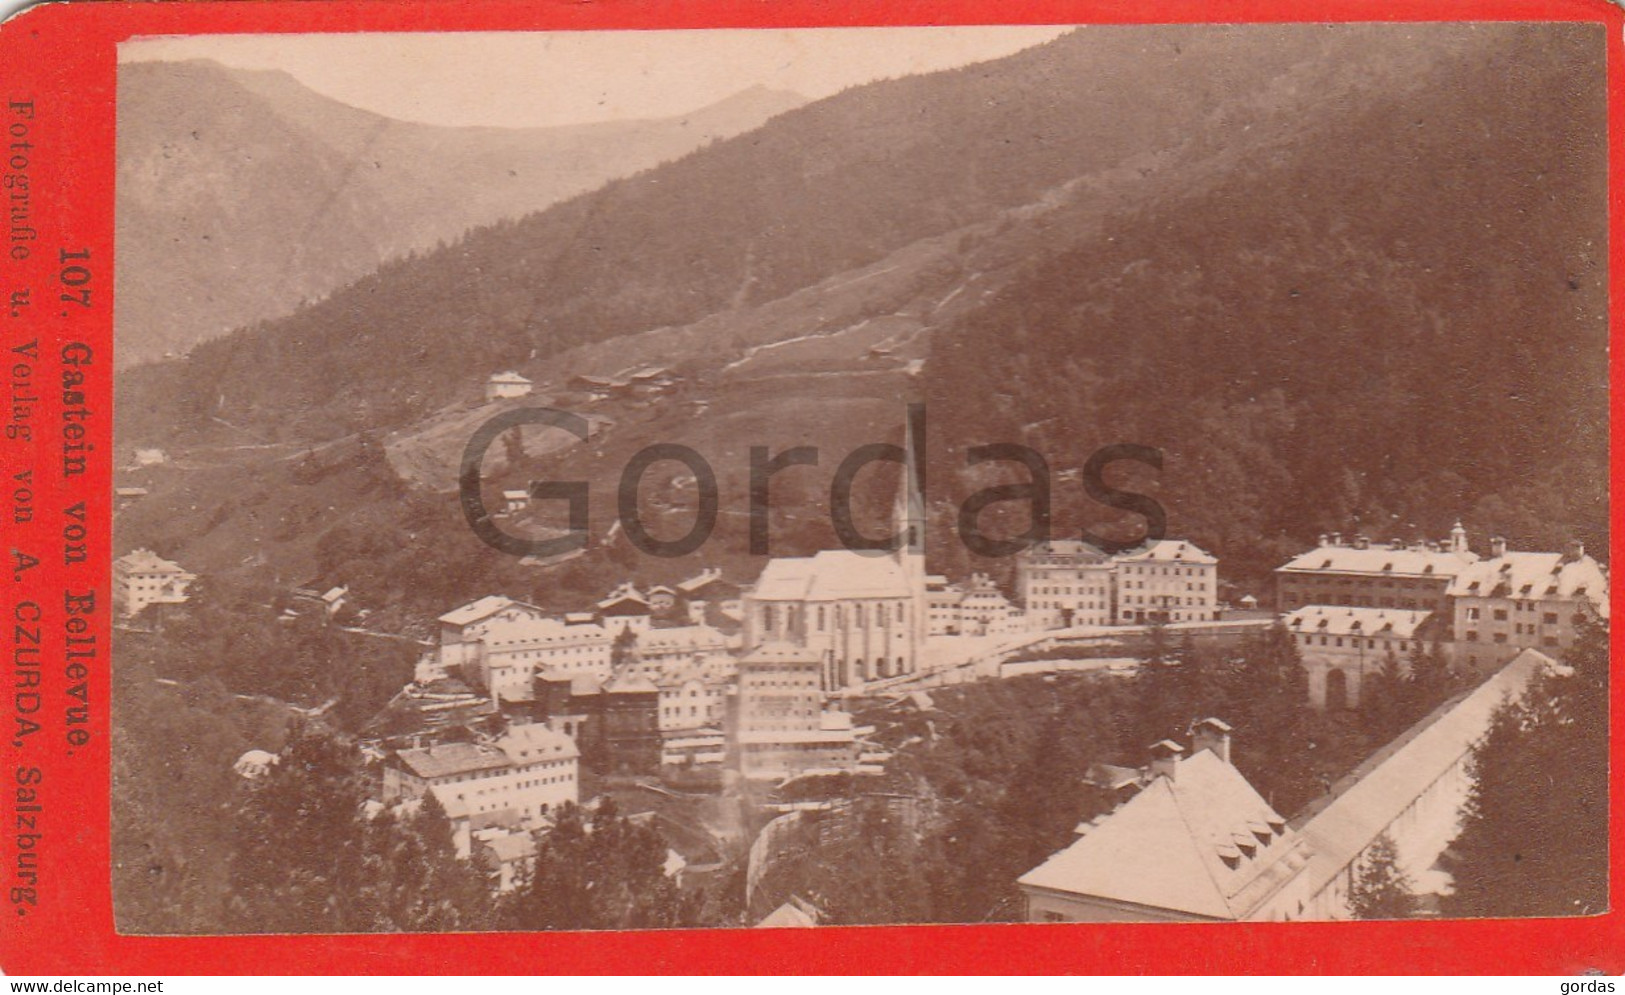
[{"xmin": 894, "ymin": 404, "xmax": 927, "ymax": 560}]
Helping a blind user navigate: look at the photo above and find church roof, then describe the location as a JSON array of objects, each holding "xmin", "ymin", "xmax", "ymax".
[
  {"xmin": 752, "ymin": 549, "xmax": 914, "ymax": 602},
  {"xmin": 1018, "ymin": 750, "xmax": 1304, "ymax": 920}
]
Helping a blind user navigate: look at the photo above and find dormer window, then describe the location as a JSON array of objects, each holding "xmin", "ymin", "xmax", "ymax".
[{"xmin": 1217, "ymin": 843, "xmax": 1242, "ymax": 869}]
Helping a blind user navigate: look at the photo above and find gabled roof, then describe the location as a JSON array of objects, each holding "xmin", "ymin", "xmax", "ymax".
[
  {"xmin": 752, "ymin": 550, "xmax": 913, "ymax": 602},
  {"xmin": 498, "ymin": 722, "xmax": 579, "ymax": 763},
  {"xmin": 488, "ymin": 371, "xmax": 532, "ymax": 384},
  {"xmin": 1018, "ymin": 751, "xmax": 1304, "ymax": 920},
  {"xmin": 1022, "ymin": 540, "xmax": 1111, "ymax": 562},
  {"xmin": 756, "ymin": 896, "xmax": 819, "ymax": 928},
  {"xmin": 1113, "ymin": 539, "xmax": 1218, "ymax": 566},
  {"xmin": 397, "ymin": 741, "xmax": 511, "ymax": 780},
  {"xmin": 439, "ymin": 595, "xmax": 529, "ymax": 627},
  {"xmin": 597, "ymin": 583, "xmax": 650, "ymax": 614},
  {"xmin": 677, "ymin": 568, "xmax": 731, "ymax": 595},
  {"xmin": 1446, "ymin": 551, "xmax": 1608, "ymax": 615},
  {"xmin": 1278, "ymin": 543, "xmax": 1475, "ymax": 578},
  {"xmin": 116, "ymin": 548, "xmax": 190, "ymax": 576},
  {"xmin": 638, "ymin": 625, "xmax": 727, "ymax": 655},
  {"xmin": 1282, "ymin": 605, "xmax": 1432, "ymax": 639},
  {"xmin": 604, "ymin": 671, "xmax": 659, "ymax": 695}
]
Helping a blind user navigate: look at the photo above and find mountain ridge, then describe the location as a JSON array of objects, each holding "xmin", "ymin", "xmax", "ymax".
[{"xmin": 115, "ymin": 58, "xmax": 807, "ymax": 366}]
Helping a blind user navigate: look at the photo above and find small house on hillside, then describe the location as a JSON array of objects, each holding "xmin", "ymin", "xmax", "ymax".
[{"xmin": 485, "ymin": 371, "xmax": 533, "ymax": 402}]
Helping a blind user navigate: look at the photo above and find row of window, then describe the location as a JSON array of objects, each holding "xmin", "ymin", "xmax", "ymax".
[{"xmin": 1299, "ymin": 634, "xmax": 1413, "ymax": 652}]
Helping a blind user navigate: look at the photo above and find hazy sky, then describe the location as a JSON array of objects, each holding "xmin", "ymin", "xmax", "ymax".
[{"xmin": 120, "ymin": 27, "xmax": 1073, "ymax": 128}]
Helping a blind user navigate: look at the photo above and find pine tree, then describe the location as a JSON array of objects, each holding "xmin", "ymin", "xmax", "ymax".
[
  {"xmin": 1445, "ymin": 621, "xmax": 1608, "ymax": 918},
  {"xmin": 1348, "ymin": 832, "xmax": 1417, "ymax": 919},
  {"xmin": 225, "ymin": 726, "xmax": 377, "ymax": 933},
  {"xmin": 1360, "ymin": 648, "xmax": 1407, "ymax": 743}
]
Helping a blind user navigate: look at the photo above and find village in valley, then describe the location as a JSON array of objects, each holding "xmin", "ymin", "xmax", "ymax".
[
  {"xmin": 113, "ymin": 407, "xmax": 1609, "ymax": 924},
  {"xmin": 108, "ymin": 24, "xmax": 1608, "ymax": 936}
]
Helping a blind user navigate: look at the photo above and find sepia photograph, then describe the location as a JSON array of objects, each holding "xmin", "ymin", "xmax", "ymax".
[{"xmin": 109, "ymin": 22, "xmax": 1608, "ymax": 936}]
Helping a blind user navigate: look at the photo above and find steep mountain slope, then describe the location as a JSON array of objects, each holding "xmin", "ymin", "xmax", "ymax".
[
  {"xmin": 924, "ymin": 23, "xmax": 1608, "ymax": 581},
  {"xmin": 122, "ymin": 24, "xmax": 1496, "ymax": 441},
  {"xmin": 113, "ymin": 23, "xmax": 1606, "ymax": 618},
  {"xmin": 115, "ymin": 60, "xmax": 804, "ymax": 366}
]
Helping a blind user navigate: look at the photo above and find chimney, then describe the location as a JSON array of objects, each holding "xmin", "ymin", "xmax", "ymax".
[
  {"xmin": 1330, "ymin": 532, "xmax": 1343, "ymax": 547},
  {"xmin": 1148, "ymin": 740, "xmax": 1185, "ymax": 781},
  {"xmin": 1562, "ymin": 539, "xmax": 1585, "ymax": 563},
  {"xmin": 1490, "ymin": 536, "xmax": 1508, "ymax": 559},
  {"xmin": 1450, "ymin": 521, "xmax": 1469, "ymax": 554},
  {"xmin": 1190, "ymin": 717, "xmax": 1233, "ymax": 765},
  {"xmin": 1353, "ymin": 534, "xmax": 1370, "ymax": 551},
  {"xmin": 1317, "ymin": 533, "xmax": 1330, "ymax": 548}
]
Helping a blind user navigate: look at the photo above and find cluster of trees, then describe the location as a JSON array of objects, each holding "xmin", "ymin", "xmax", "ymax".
[
  {"xmin": 500, "ymin": 800, "xmax": 733, "ymax": 930},
  {"xmin": 121, "ymin": 583, "xmax": 417, "ymax": 732},
  {"xmin": 1444, "ymin": 622, "xmax": 1608, "ymax": 918},
  {"xmin": 224, "ymin": 731, "xmax": 732, "ymax": 933},
  {"xmin": 226, "ymin": 730, "xmax": 494, "ymax": 933},
  {"xmin": 757, "ymin": 625, "xmax": 1386, "ymax": 923},
  {"xmin": 762, "ymin": 622, "xmax": 1482, "ymax": 924}
]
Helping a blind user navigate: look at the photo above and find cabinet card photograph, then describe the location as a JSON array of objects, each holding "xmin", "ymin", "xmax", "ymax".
[{"xmin": 110, "ymin": 21, "xmax": 1608, "ymax": 937}]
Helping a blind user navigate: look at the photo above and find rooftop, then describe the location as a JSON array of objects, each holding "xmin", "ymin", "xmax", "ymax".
[
  {"xmin": 116, "ymin": 548, "xmax": 190, "ymax": 576},
  {"xmin": 1446, "ymin": 550, "xmax": 1608, "ymax": 614},
  {"xmin": 1282, "ymin": 605, "xmax": 1432, "ymax": 639},
  {"xmin": 752, "ymin": 549, "xmax": 914, "ymax": 602},
  {"xmin": 1278, "ymin": 542, "xmax": 1475, "ymax": 579},
  {"xmin": 1114, "ymin": 539, "xmax": 1218, "ymax": 566},
  {"xmin": 439, "ymin": 595, "xmax": 530, "ymax": 627},
  {"xmin": 1018, "ymin": 749, "xmax": 1303, "ymax": 920}
]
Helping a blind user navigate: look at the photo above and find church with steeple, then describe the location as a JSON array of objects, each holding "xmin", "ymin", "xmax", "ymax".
[{"xmin": 741, "ymin": 418, "xmax": 930, "ymax": 690}]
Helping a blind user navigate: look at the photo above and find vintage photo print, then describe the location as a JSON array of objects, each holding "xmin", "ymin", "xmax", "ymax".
[{"xmin": 108, "ymin": 22, "xmax": 1608, "ymax": 936}]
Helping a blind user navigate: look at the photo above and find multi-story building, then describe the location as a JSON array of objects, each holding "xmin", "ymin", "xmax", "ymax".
[
  {"xmin": 1017, "ymin": 540, "xmax": 1117, "ymax": 629},
  {"xmin": 1275, "ymin": 525, "xmax": 1476, "ymax": 614},
  {"xmin": 727, "ymin": 642, "xmax": 859, "ymax": 780},
  {"xmin": 956, "ymin": 573, "xmax": 1026, "ymax": 636},
  {"xmin": 382, "ymin": 722, "xmax": 578, "ymax": 858},
  {"xmin": 632, "ymin": 624, "xmax": 729, "ymax": 668},
  {"xmin": 112, "ymin": 548, "xmax": 195, "ymax": 616},
  {"xmin": 597, "ymin": 583, "xmax": 653, "ymax": 635},
  {"xmin": 926, "ymin": 575, "xmax": 964, "ymax": 636},
  {"xmin": 1114, "ymin": 540, "xmax": 1220, "ymax": 624},
  {"xmin": 676, "ymin": 568, "xmax": 743, "ymax": 624},
  {"xmin": 532, "ymin": 672, "xmax": 662, "ymax": 775},
  {"xmin": 1447, "ymin": 538, "xmax": 1608, "ymax": 671},
  {"xmin": 1282, "ymin": 606, "xmax": 1436, "ymax": 709}
]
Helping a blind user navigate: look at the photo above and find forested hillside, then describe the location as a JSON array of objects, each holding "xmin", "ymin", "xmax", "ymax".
[
  {"xmin": 119, "ymin": 24, "xmax": 1503, "ymax": 443},
  {"xmin": 923, "ymin": 23, "xmax": 1607, "ymax": 585}
]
